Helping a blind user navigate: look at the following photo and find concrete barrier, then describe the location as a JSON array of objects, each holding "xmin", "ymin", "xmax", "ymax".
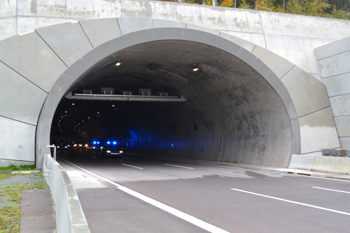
[
  {"xmin": 289, "ymin": 153, "xmax": 350, "ymax": 174},
  {"xmin": 312, "ymin": 156, "xmax": 350, "ymax": 174},
  {"xmin": 288, "ymin": 154, "xmax": 315, "ymax": 170},
  {"xmin": 43, "ymin": 154, "xmax": 90, "ymax": 233}
]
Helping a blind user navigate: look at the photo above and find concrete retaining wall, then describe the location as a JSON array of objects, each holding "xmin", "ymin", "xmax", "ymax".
[
  {"xmin": 0, "ymin": 17, "xmax": 341, "ymax": 167},
  {"xmin": 1, "ymin": 1, "xmax": 350, "ymax": 78},
  {"xmin": 43, "ymin": 154, "xmax": 90, "ymax": 233},
  {"xmin": 315, "ymin": 37, "xmax": 350, "ymax": 150}
]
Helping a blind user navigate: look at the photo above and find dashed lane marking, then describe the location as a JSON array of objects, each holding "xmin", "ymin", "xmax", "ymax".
[
  {"xmin": 231, "ymin": 188, "xmax": 350, "ymax": 216},
  {"xmin": 121, "ymin": 163, "xmax": 143, "ymax": 169},
  {"xmin": 313, "ymin": 186, "xmax": 350, "ymax": 194},
  {"xmin": 60, "ymin": 158, "xmax": 229, "ymax": 233},
  {"xmin": 165, "ymin": 164, "xmax": 194, "ymax": 169}
]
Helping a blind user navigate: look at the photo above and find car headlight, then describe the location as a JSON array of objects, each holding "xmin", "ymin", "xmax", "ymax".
[
  {"xmin": 107, "ymin": 150, "xmax": 111, "ymax": 153},
  {"xmin": 119, "ymin": 151, "xmax": 123, "ymax": 153},
  {"xmin": 57, "ymin": 146, "xmax": 60, "ymax": 148}
]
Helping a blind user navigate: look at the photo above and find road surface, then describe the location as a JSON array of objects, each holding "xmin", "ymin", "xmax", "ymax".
[{"xmin": 57, "ymin": 148, "xmax": 350, "ymax": 233}]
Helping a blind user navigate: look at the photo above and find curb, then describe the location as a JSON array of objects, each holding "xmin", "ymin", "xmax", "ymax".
[{"xmin": 11, "ymin": 170, "xmax": 41, "ymax": 174}]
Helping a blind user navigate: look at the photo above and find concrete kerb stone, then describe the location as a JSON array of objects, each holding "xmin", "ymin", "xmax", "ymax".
[{"xmin": 11, "ymin": 170, "xmax": 41, "ymax": 174}]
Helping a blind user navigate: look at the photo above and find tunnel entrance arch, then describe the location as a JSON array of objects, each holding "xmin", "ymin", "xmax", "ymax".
[{"xmin": 36, "ymin": 28, "xmax": 300, "ymax": 169}]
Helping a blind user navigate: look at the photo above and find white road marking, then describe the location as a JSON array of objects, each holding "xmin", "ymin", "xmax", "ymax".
[
  {"xmin": 231, "ymin": 188, "xmax": 350, "ymax": 216},
  {"xmin": 121, "ymin": 163, "xmax": 143, "ymax": 169},
  {"xmin": 313, "ymin": 186, "xmax": 350, "ymax": 194},
  {"xmin": 60, "ymin": 159, "xmax": 229, "ymax": 233},
  {"xmin": 165, "ymin": 164, "xmax": 194, "ymax": 170}
]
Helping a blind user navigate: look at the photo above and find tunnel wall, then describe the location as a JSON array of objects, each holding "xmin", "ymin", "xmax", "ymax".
[
  {"xmin": 314, "ymin": 37, "xmax": 350, "ymax": 150},
  {"xmin": 1, "ymin": 0, "xmax": 350, "ymax": 79},
  {"xmin": 0, "ymin": 18, "xmax": 339, "ymax": 168}
]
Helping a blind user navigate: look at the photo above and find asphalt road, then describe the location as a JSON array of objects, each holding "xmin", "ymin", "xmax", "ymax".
[{"xmin": 58, "ymin": 148, "xmax": 350, "ymax": 233}]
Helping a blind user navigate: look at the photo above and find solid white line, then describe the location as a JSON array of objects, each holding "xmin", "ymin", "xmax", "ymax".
[
  {"xmin": 231, "ymin": 188, "xmax": 350, "ymax": 216},
  {"xmin": 60, "ymin": 158, "xmax": 229, "ymax": 233},
  {"xmin": 306, "ymin": 175, "xmax": 350, "ymax": 183},
  {"xmin": 165, "ymin": 164, "xmax": 194, "ymax": 170},
  {"xmin": 121, "ymin": 163, "xmax": 143, "ymax": 169},
  {"xmin": 313, "ymin": 186, "xmax": 350, "ymax": 194}
]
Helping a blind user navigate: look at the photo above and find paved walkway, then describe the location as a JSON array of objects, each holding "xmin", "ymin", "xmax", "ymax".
[{"xmin": 20, "ymin": 187, "xmax": 56, "ymax": 232}]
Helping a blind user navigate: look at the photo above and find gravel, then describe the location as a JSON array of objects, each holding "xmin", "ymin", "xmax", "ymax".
[{"xmin": 0, "ymin": 173, "xmax": 47, "ymax": 208}]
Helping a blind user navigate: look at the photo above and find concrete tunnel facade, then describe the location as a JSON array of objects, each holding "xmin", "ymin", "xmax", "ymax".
[{"xmin": 0, "ymin": 16, "xmax": 341, "ymax": 169}]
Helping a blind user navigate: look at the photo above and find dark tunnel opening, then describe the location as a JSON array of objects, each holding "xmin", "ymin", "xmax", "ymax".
[{"xmin": 50, "ymin": 40, "xmax": 293, "ymax": 167}]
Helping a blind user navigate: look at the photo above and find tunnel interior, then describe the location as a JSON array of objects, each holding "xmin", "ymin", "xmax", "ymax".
[{"xmin": 51, "ymin": 40, "xmax": 293, "ymax": 167}]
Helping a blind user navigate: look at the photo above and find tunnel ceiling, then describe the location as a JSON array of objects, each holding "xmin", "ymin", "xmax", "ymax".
[{"xmin": 53, "ymin": 40, "xmax": 293, "ymax": 167}]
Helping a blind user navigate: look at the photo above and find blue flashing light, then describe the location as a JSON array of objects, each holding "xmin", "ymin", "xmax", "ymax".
[
  {"xmin": 97, "ymin": 141, "xmax": 100, "ymax": 145},
  {"xmin": 107, "ymin": 141, "xmax": 111, "ymax": 145},
  {"xmin": 93, "ymin": 141, "xmax": 96, "ymax": 145},
  {"xmin": 113, "ymin": 141, "xmax": 117, "ymax": 145}
]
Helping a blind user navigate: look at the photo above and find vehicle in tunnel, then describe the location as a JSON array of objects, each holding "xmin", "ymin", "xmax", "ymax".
[
  {"xmin": 90, "ymin": 141, "xmax": 101, "ymax": 151},
  {"xmin": 101, "ymin": 144, "xmax": 124, "ymax": 157},
  {"xmin": 56, "ymin": 139, "xmax": 67, "ymax": 150}
]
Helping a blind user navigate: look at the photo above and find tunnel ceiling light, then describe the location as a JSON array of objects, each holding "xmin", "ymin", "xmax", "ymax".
[
  {"xmin": 82, "ymin": 120, "xmax": 84, "ymax": 122},
  {"xmin": 72, "ymin": 103, "xmax": 75, "ymax": 105},
  {"xmin": 116, "ymin": 61, "xmax": 121, "ymax": 66},
  {"xmin": 97, "ymin": 112, "xmax": 99, "ymax": 114},
  {"xmin": 112, "ymin": 105, "xmax": 115, "ymax": 107},
  {"xmin": 65, "ymin": 111, "xmax": 67, "ymax": 113}
]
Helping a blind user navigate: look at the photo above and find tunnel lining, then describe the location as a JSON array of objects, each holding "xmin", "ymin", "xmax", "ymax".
[{"xmin": 36, "ymin": 28, "xmax": 300, "ymax": 168}]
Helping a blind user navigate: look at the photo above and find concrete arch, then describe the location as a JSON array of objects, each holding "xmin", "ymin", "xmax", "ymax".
[
  {"xmin": 35, "ymin": 25, "xmax": 300, "ymax": 168},
  {"xmin": 0, "ymin": 18, "xmax": 339, "ymax": 169}
]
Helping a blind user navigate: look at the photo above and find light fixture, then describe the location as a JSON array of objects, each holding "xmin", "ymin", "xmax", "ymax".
[
  {"xmin": 192, "ymin": 63, "xmax": 199, "ymax": 72},
  {"xmin": 116, "ymin": 61, "xmax": 121, "ymax": 66},
  {"xmin": 112, "ymin": 105, "xmax": 115, "ymax": 107},
  {"xmin": 65, "ymin": 111, "xmax": 67, "ymax": 113},
  {"xmin": 72, "ymin": 103, "xmax": 75, "ymax": 105}
]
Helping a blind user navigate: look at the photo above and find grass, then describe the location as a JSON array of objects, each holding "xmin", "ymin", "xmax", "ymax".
[
  {"xmin": 0, "ymin": 205, "xmax": 21, "ymax": 233},
  {"xmin": 0, "ymin": 165, "xmax": 36, "ymax": 173},
  {"xmin": 0, "ymin": 174, "xmax": 48, "ymax": 233}
]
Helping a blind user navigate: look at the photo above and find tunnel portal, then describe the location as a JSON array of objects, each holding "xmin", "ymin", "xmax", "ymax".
[{"xmin": 51, "ymin": 40, "xmax": 293, "ymax": 167}]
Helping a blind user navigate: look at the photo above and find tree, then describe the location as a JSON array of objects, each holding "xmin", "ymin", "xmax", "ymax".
[
  {"xmin": 240, "ymin": 0, "xmax": 251, "ymax": 8},
  {"xmin": 220, "ymin": 0, "xmax": 235, "ymax": 7},
  {"xmin": 286, "ymin": 0, "xmax": 330, "ymax": 15},
  {"xmin": 255, "ymin": 0, "xmax": 278, "ymax": 11}
]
